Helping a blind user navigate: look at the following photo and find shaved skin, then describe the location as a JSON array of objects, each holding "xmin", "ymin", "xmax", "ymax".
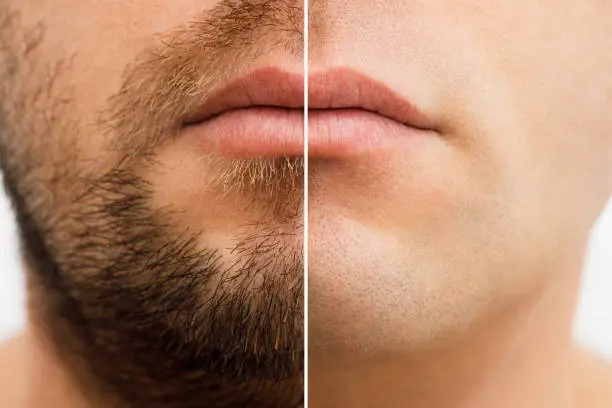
[
  {"xmin": 306, "ymin": 1, "xmax": 612, "ymax": 408},
  {"xmin": 308, "ymin": 269, "xmax": 612, "ymax": 408}
]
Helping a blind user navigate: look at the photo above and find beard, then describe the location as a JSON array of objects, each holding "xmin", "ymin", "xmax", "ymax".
[{"xmin": 0, "ymin": 2, "xmax": 304, "ymax": 407}]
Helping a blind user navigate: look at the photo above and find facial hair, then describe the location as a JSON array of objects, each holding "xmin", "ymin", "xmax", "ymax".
[{"xmin": 0, "ymin": 2, "xmax": 304, "ymax": 407}]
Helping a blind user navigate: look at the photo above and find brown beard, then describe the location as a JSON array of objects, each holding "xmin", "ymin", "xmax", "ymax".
[{"xmin": 0, "ymin": 2, "xmax": 304, "ymax": 407}]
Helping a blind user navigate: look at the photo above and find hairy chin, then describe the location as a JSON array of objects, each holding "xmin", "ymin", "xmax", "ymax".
[{"xmin": 5, "ymin": 162, "xmax": 304, "ymax": 408}]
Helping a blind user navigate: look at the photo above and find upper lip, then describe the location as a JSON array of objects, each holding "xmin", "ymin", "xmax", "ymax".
[
  {"xmin": 308, "ymin": 68, "xmax": 432, "ymax": 130},
  {"xmin": 182, "ymin": 67, "xmax": 432, "ymax": 130}
]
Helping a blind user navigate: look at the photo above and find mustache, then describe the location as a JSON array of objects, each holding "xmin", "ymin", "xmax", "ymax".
[
  {"xmin": 100, "ymin": 0, "xmax": 305, "ymax": 219},
  {"xmin": 104, "ymin": 0, "xmax": 303, "ymax": 157}
]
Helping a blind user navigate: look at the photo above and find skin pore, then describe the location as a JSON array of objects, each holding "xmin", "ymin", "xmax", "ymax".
[
  {"xmin": 1, "ymin": 1, "xmax": 612, "ymax": 408},
  {"xmin": 0, "ymin": 1, "xmax": 303, "ymax": 408},
  {"xmin": 308, "ymin": 0, "xmax": 612, "ymax": 407}
]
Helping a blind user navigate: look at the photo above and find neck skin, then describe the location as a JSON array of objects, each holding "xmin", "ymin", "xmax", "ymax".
[
  {"xmin": 2, "ymin": 328, "xmax": 306, "ymax": 408},
  {"xmin": 0, "ymin": 270, "xmax": 116, "ymax": 408},
  {"xmin": 309, "ymin": 270, "xmax": 610, "ymax": 408},
  {"xmin": 0, "ymin": 326, "xmax": 95, "ymax": 408},
  {"xmin": 0, "ymin": 275, "xmax": 304, "ymax": 408}
]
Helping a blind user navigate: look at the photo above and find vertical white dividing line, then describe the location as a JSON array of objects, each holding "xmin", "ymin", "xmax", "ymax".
[{"xmin": 303, "ymin": 0, "xmax": 309, "ymax": 405}]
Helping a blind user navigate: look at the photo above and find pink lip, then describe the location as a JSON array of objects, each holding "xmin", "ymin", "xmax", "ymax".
[{"xmin": 181, "ymin": 67, "xmax": 436, "ymax": 157}]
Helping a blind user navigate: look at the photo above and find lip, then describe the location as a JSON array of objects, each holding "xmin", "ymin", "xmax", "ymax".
[{"xmin": 181, "ymin": 67, "xmax": 435, "ymax": 157}]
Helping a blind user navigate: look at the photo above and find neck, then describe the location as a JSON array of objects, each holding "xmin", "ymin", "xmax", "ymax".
[
  {"xmin": 11, "ymin": 276, "xmax": 305, "ymax": 408},
  {"xmin": 309, "ymin": 274, "xmax": 581, "ymax": 408},
  {"xmin": 0, "ymin": 327, "xmax": 96, "ymax": 408}
]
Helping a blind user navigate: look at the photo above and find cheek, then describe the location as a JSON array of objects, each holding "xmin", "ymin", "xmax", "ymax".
[{"xmin": 13, "ymin": 0, "xmax": 223, "ymax": 167}]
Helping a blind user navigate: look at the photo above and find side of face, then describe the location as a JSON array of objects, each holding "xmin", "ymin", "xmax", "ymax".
[
  {"xmin": 0, "ymin": 1, "xmax": 304, "ymax": 407},
  {"xmin": 308, "ymin": 0, "xmax": 612, "ymax": 356}
]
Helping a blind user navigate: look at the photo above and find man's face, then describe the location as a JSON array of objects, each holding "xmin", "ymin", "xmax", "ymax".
[
  {"xmin": 309, "ymin": 0, "xmax": 612, "ymax": 356},
  {"xmin": 0, "ymin": 1, "xmax": 303, "ymax": 407}
]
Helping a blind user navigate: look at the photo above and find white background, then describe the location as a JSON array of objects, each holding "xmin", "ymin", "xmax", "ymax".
[{"xmin": 1, "ymin": 179, "xmax": 611, "ymax": 359}]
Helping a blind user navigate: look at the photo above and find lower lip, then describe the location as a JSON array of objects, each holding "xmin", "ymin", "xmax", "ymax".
[{"xmin": 183, "ymin": 107, "xmax": 432, "ymax": 157}]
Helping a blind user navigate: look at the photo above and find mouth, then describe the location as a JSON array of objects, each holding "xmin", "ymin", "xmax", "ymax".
[{"xmin": 181, "ymin": 67, "xmax": 437, "ymax": 158}]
